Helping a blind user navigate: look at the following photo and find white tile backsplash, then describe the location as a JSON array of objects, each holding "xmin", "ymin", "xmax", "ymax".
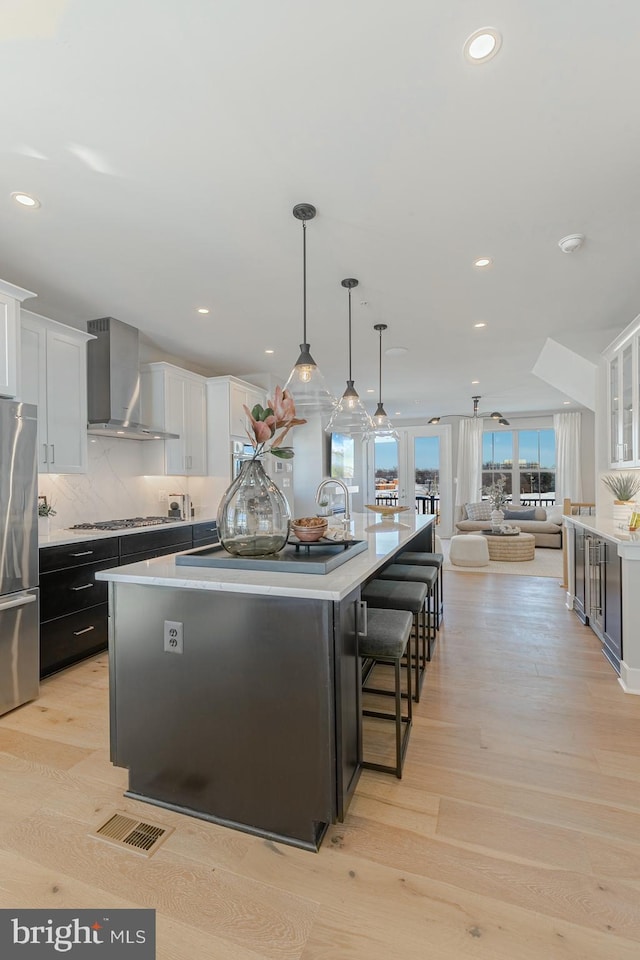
[{"xmin": 37, "ymin": 437, "xmax": 229, "ymax": 530}]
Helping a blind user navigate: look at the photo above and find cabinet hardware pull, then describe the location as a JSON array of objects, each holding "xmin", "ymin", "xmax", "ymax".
[
  {"xmin": 73, "ymin": 625, "xmax": 95, "ymax": 636},
  {"xmin": 70, "ymin": 583, "xmax": 94, "ymax": 591},
  {"xmin": 70, "ymin": 551, "xmax": 94, "ymax": 557},
  {"xmin": 0, "ymin": 592, "xmax": 37, "ymax": 612},
  {"xmin": 43, "ymin": 442, "xmax": 48, "ymax": 463},
  {"xmin": 357, "ymin": 599, "xmax": 368, "ymax": 637},
  {"xmin": 50, "ymin": 443, "xmax": 55, "ymax": 464}
]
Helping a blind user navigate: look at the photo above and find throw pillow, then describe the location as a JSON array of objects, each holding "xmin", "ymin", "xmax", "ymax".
[
  {"xmin": 504, "ymin": 508, "xmax": 536, "ymax": 520},
  {"xmin": 465, "ymin": 501, "xmax": 492, "ymax": 521},
  {"xmin": 545, "ymin": 503, "xmax": 563, "ymax": 524}
]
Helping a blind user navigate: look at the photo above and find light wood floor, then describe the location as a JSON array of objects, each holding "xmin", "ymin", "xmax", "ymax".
[{"xmin": 2, "ymin": 572, "xmax": 640, "ymax": 959}]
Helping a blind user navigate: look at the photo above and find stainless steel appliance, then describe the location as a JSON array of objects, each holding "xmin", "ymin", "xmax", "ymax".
[
  {"xmin": 69, "ymin": 516, "xmax": 184, "ymax": 531},
  {"xmin": 86, "ymin": 316, "xmax": 179, "ymax": 440},
  {"xmin": 0, "ymin": 399, "xmax": 39, "ymax": 716}
]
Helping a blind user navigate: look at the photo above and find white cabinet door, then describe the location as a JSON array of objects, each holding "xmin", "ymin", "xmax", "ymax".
[
  {"xmin": 184, "ymin": 377, "xmax": 206, "ymax": 474},
  {"xmin": 20, "ymin": 311, "xmax": 91, "ymax": 474},
  {"xmin": 230, "ymin": 382, "xmax": 249, "ymax": 437},
  {"xmin": 0, "ymin": 292, "xmax": 18, "ymax": 398},
  {"xmin": 608, "ymin": 336, "xmax": 640, "ymax": 468},
  {"xmin": 46, "ymin": 327, "xmax": 89, "ymax": 473},
  {"xmin": 164, "ymin": 371, "xmax": 187, "ymax": 475},
  {"xmin": 19, "ymin": 316, "xmax": 48, "ymax": 470},
  {"xmin": 141, "ymin": 363, "xmax": 207, "ymax": 476}
]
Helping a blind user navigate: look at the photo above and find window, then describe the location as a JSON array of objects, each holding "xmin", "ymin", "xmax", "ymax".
[
  {"xmin": 374, "ymin": 436, "xmax": 399, "ymax": 502},
  {"xmin": 482, "ymin": 428, "xmax": 555, "ymax": 505}
]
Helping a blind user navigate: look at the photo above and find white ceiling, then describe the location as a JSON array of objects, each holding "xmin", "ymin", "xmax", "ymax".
[{"xmin": 1, "ymin": 0, "xmax": 639, "ymax": 420}]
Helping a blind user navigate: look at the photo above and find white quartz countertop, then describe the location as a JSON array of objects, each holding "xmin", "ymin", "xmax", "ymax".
[
  {"xmin": 95, "ymin": 513, "xmax": 435, "ymax": 601},
  {"xmin": 39, "ymin": 517, "xmax": 217, "ymax": 549},
  {"xmin": 564, "ymin": 513, "xmax": 640, "ymax": 558}
]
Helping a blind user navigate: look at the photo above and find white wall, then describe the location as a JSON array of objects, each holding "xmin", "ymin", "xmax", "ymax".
[{"xmin": 37, "ymin": 437, "xmax": 225, "ymax": 530}]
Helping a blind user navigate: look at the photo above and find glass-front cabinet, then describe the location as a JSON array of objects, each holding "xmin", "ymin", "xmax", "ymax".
[{"xmin": 606, "ymin": 319, "xmax": 640, "ymax": 467}]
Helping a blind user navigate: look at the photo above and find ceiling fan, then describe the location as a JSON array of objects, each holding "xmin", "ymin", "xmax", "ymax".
[{"xmin": 428, "ymin": 396, "xmax": 510, "ymax": 426}]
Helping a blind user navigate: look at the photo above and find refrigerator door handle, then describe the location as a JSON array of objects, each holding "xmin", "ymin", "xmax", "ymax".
[{"xmin": 0, "ymin": 593, "xmax": 37, "ymax": 612}]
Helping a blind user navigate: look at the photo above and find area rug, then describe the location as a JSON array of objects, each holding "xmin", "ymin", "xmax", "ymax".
[{"xmin": 440, "ymin": 539, "xmax": 563, "ymax": 579}]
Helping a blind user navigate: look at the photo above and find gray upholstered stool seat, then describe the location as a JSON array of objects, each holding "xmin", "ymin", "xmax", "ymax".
[
  {"xmin": 378, "ymin": 563, "xmax": 438, "ymax": 666},
  {"xmin": 359, "ymin": 607, "xmax": 413, "ymax": 778},
  {"xmin": 361, "ymin": 579, "xmax": 427, "ymax": 701},
  {"xmin": 397, "ymin": 551, "xmax": 444, "ymax": 628}
]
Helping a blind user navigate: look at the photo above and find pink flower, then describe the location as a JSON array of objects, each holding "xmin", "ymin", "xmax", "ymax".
[
  {"xmin": 244, "ymin": 405, "xmax": 275, "ymax": 444},
  {"xmin": 269, "ymin": 386, "xmax": 298, "ymax": 427}
]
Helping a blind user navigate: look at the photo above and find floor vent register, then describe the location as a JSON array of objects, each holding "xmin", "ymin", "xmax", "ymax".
[{"xmin": 90, "ymin": 811, "xmax": 173, "ymax": 858}]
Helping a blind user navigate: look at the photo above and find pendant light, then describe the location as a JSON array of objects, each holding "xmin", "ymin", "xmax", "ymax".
[
  {"xmin": 370, "ymin": 323, "xmax": 399, "ymax": 439},
  {"xmin": 326, "ymin": 279, "xmax": 374, "ymax": 437},
  {"xmin": 283, "ymin": 203, "xmax": 335, "ymax": 416}
]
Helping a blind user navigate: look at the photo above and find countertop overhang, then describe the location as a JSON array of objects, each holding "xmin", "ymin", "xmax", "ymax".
[
  {"xmin": 96, "ymin": 513, "xmax": 435, "ymax": 601},
  {"xmin": 564, "ymin": 513, "xmax": 640, "ymax": 559}
]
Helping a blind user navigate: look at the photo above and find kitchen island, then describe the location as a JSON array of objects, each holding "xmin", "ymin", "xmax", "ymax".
[{"xmin": 97, "ymin": 513, "xmax": 435, "ymax": 850}]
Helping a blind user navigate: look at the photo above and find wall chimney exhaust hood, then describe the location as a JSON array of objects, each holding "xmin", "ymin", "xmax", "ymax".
[{"xmin": 86, "ymin": 317, "xmax": 179, "ymax": 440}]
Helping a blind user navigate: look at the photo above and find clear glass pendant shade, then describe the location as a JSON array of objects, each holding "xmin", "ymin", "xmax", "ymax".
[
  {"xmin": 283, "ymin": 343, "xmax": 336, "ymax": 415},
  {"xmin": 326, "ymin": 381, "xmax": 374, "ymax": 437},
  {"xmin": 370, "ymin": 401, "xmax": 399, "ymax": 439}
]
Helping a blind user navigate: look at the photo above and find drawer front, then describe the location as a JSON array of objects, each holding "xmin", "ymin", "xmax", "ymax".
[
  {"xmin": 40, "ymin": 558, "xmax": 118, "ymax": 621},
  {"xmin": 40, "ymin": 537, "xmax": 119, "ymax": 574},
  {"xmin": 40, "ymin": 604, "xmax": 108, "ymax": 678},
  {"xmin": 119, "ymin": 526, "xmax": 192, "ymax": 558},
  {"xmin": 191, "ymin": 521, "xmax": 218, "ymax": 545}
]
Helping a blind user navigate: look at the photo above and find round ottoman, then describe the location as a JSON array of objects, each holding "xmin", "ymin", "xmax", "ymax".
[{"xmin": 449, "ymin": 534, "xmax": 490, "ymax": 567}]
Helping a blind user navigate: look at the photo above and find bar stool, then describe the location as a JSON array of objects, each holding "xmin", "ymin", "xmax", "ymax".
[
  {"xmin": 361, "ymin": 579, "xmax": 428, "ymax": 701},
  {"xmin": 397, "ymin": 550, "xmax": 444, "ymax": 628},
  {"xmin": 377, "ymin": 563, "xmax": 438, "ymax": 663},
  {"xmin": 359, "ymin": 607, "xmax": 413, "ymax": 778}
]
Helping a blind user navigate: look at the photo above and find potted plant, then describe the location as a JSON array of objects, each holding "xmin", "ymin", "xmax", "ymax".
[
  {"xmin": 482, "ymin": 474, "xmax": 510, "ymax": 529},
  {"xmin": 601, "ymin": 472, "xmax": 640, "ymax": 526},
  {"xmin": 38, "ymin": 495, "xmax": 57, "ymax": 535}
]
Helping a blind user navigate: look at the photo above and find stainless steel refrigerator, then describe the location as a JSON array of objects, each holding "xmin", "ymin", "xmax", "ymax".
[{"xmin": 0, "ymin": 399, "xmax": 39, "ymax": 716}]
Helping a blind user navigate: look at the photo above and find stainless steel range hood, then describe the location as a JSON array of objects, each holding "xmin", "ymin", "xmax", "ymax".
[{"xmin": 86, "ymin": 317, "xmax": 179, "ymax": 440}]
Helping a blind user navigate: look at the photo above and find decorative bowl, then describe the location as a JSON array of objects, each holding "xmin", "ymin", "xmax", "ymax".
[
  {"xmin": 291, "ymin": 517, "xmax": 329, "ymax": 542},
  {"xmin": 365, "ymin": 504, "xmax": 411, "ymax": 519}
]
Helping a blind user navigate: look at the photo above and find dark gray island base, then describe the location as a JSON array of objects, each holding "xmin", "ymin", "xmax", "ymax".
[{"xmin": 102, "ymin": 514, "xmax": 434, "ymax": 850}]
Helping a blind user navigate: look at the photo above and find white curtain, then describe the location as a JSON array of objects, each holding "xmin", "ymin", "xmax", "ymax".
[
  {"xmin": 553, "ymin": 411, "xmax": 583, "ymax": 503},
  {"xmin": 455, "ymin": 417, "xmax": 484, "ymax": 514}
]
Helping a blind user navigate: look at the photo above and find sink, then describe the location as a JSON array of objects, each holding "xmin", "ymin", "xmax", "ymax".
[{"xmin": 175, "ymin": 538, "xmax": 368, "ymax": 574}]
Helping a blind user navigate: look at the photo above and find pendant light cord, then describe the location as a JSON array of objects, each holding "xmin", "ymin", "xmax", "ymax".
[
  {"xmin": 348, "ymin": 286, "xmax": 353, "ymax": 382},
  {"xmin": 302, "ymin": 220, "xmax": 307, "ymax": 345},
  {"xmin": 378, "ymin": 326, "xmax": 383, "ymax": 405}
]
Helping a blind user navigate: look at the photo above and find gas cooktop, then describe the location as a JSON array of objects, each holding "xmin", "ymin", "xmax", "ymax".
[{"xmin": 69, "ymin": 517, "xmax": 183, "ymax": 532}]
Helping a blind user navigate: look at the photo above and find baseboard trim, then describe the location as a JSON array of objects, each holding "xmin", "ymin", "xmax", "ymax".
[{"xmin": 618, "ymin": 661, "xmax": 640, "ymax": 695}]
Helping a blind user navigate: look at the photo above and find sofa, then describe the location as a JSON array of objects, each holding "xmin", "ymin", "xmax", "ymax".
[{"xmin": 455, "ymin": 502, "xmax": 564, "ymax": 548}]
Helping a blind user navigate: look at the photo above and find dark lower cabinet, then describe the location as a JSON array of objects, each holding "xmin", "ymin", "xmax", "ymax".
[
  {"xmin": 40, "ymin": 604, "xmax": 109, "ymax": 677},
  {"xmin": 39, "ymin": 521, "xmax": 218, "ymax": 677},
  {"xmin": 573, "ymin": 525, "xmax": 588, "ymax": 623}
]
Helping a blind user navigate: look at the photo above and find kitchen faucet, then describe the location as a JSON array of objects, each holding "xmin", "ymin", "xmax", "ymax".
[{"xmin": 315, "ymin": 478, "xmax": 351, "ymax": 528}]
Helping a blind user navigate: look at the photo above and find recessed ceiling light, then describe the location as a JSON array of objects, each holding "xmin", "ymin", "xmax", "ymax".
[
  {"xmin": 464, "ymin": 28, "xmax": 502, "ymax": 64},
  {"xmin": 366, "ymin": 388, "xmax": 375, "ymax": 393},
  {"xmin": 385, "ymin": 346, "xmax": 408, "ymax": 357},
  {"xmin": 197, "ymin": 307, "xmax": 210, "ymax": 314},
  {"xmin": 395, "ymin": 412, "xmax": 402, "ymax": 416},
  {"xmin": 11, "ymin": 191, "xmax": 40, "ymax": 208},
  {"xmin": 265, "ymin": 349, "xmax": 274, "ymax": 354},
  {"xmin": 471, "ymin": 380, "xmax": 480, "ymax": 384},
  {"xmin": 474, "ymin": 322, "xmax": 486, "ymax": 329},
  {"xmin": 473, "ymin": 257, "xmax": 493, "ymax": 268},
  {"xmin": 563, "ymin": 400, "xmax": 571, "ymax": 405}
]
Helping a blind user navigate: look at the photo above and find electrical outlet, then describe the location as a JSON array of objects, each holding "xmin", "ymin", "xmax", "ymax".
[
  {"xmin": 159, "ymin": 489, "xmax": 167, "ymax": 502},
  {"xmin": 163, "ymin": 620, "xmax": 183, "ymax": 654}
]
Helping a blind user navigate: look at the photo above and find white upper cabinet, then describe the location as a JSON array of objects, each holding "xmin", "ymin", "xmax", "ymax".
[
  {"xmin": 605, "ymin": 316, "xmax": 640, "ymax": 467},
  {"xmin": 206, "ymin": 376, "xmax": 267, "ymax": 477},
  {"xmin": 0, "ymin": 278, "xmax": 36, "ymax": 398},
  {"xmin": 20, "ymin": 310, "xmax": 94, "ymax": 474},
  {"xmin": 141, "ymin": 362, "xmax": 207, "ymax": 476}
]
